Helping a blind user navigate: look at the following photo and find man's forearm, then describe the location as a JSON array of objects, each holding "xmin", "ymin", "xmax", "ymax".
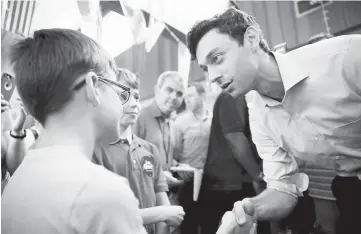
[
  {"xmin": 225, "ymin": 132, "xmax": 261, "ymax": 178},
  {"xmin": 140, "ymin": 206, "xmax": 167, "ymax": 225},
  {"xmin": 249, "ymin": 188, "xmax": 298, "ymax": 221}
]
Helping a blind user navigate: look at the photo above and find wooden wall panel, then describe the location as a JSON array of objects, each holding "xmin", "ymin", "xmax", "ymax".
[
  {"xmin": 277, "ymin": 1, "xmax": 298, "ymax": 48},
  {"xmin": 234, "ymin": 1, "xmax": 361, "ymax": 50},
  {"xmin": 264, "ymin": 1, "xmax": 285, "ymax": 47},
  {"xmin": 236, "ymin": 0, "xmax": 255, "ymax": 15},
  {"xmin": 252, "ymin": 1, "xmax": 272, "ymax": 46},
  {"xmin": 343, "ymin": 1, "xmax": 361, "ymax": 28}
]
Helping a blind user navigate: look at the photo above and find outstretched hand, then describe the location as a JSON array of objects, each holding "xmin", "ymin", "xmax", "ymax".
[{"xmin": 216, "ymin": 199, "xmax": 256, "ymax": 234}]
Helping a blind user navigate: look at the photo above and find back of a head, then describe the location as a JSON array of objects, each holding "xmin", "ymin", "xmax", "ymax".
[
  {"xmin": 12, "ymin": 28, "xmax": 117, "ymax": 125},
  {"xmin": 187, "ymin": 7, "xmax": 270, "ymax": 60},
  {"xmin": 116, "ymin": 68, "xmax": 139, "ymax": 90},
  {"xmin": 156, "ymin": 71, "xmax": 185, "ymax": 89}
]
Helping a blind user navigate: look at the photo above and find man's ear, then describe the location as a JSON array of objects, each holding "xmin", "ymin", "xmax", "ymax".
[
  {"xmin": 244, "ymin": 26, "xmax": 261, "ymax": 53},
  {"xmin": 154, "ymin": 84, "xmax": 161, "ymax": 94},
  {"xmin": 84, "ymin": 72, "xmax": 100, "ymax": 107}
]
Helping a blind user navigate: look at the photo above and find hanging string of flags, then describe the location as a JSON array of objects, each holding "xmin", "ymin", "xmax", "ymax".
[
  {"xmin": 1, "ymin": 0, "xmax": 192, "ymax": 53},
  {"xmin": 77, "ymin": 0, "xmax": 103, "ymax": 43}
]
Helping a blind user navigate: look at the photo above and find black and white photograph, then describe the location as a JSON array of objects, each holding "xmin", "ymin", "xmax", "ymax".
[{"xmin": 1, "ymin": 1, "xmax": 361, "ymax": 234}]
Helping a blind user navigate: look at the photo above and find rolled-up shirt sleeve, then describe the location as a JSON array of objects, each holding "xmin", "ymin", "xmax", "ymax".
[{"xmin": 247, "ymin": 93, "xmax": 309, "ymax": 197}]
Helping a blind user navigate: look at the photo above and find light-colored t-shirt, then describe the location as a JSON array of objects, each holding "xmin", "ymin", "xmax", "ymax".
[
  {"xmin": 173, "ymin": 111, "xmax": 212, "ymax": 181},
  {"xmin": 1, "ymin": 146, "xmax": 146, "ymax": 234}
]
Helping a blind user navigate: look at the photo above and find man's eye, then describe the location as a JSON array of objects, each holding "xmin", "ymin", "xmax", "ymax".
[
  {"xmin": 176, "ymin": 91, "xmax": 183, "ymax": 97},
  {"xmin": 166, "ymin": 87, "xmax": 173, "ymax": 93},
  {"xmin": 212, "ymin": 54, "xmax": 221, "ymax": 63}
]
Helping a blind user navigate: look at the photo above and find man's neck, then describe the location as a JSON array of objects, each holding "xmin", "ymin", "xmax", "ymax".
[
  {"xmin": 34, "ymin": 119, "xmax": 95, "ymax": 160},
  {"xmin": 254, "ymin": 52, "xmax": 285, "ymax": 102},
  {"xmin": 119, "ymin": 125, "xmax": 132, "ymax": 141}
]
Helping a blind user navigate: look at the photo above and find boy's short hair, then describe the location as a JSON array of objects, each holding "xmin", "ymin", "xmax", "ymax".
[
  {"xmin": 188, "ymin": 82, "xmax": 206, "ymax": 95},
  {"xmin": 11, "ymin": 28, "xmax": 117, "ymax": 125},
  {"xmin": 116, "ymin": 68, "xmax": 139, "ymax": 90}
]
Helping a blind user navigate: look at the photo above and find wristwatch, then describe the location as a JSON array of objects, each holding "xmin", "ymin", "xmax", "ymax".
[{"xmin": 10, "ymin": 130, "xmax": 27, "ymax": 139}]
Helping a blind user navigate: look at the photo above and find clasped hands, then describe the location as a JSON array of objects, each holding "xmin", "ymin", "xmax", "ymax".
[{"xmin": 216, "ymin": 198, "xmax": 257, "ymax": 234}]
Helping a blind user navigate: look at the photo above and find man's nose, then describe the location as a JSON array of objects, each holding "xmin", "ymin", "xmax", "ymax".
[{"xmin": 207, "ymin": 68, "xmax": 222, "ymax": 84}]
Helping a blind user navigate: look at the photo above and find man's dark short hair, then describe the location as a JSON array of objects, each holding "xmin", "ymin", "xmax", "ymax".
[
  {"xmin": 187, "ymin": 7, "xmax": 270, "ymax": 61},
  {"xmin": 12, "ymin": 28, "xmax": 117, "ymax": 125},
  {"xmin": 188, "ymin": 82, "xmax": 206, "ymax": 95},
  {"xmin": 116, "ymin": 68, "xmax": 139, "ymax": 90}
]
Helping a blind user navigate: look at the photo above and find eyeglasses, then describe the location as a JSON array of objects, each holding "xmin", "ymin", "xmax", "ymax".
[{"xmin": 73, "ymin": 75, "xmax": 131, "ymax": 105}]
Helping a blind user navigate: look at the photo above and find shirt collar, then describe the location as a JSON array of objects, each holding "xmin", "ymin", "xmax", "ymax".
[
  {"xmin": 260, "ymin": 52, "xmax": 309, "ymax": 106},
  {"xmin": 109, "ymin": 133, "xmax": 142, "ymax": 152},
  {"xmin": 109, "ymin": 127, "xmax": 133, "ymax": 145},
  {"xmin": 129, "ymin": 134, "xmax": 143, "ymax": 152}
]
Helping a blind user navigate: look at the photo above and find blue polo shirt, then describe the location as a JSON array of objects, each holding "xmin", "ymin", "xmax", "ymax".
[{"xmin": 93, "ymin": 135, "xmax": 168, "ymax": 234}]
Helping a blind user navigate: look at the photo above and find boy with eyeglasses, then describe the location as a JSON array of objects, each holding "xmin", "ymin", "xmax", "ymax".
[
  {"xmin": 1, "ymin": 29, "xmax": 146, "ymax": 234},
  {"xmin": 93, "ymin": 68, "xmax": 185, "ymax": 234}
]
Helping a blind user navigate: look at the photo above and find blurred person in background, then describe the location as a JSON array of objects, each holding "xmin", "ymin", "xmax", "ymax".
[
  {"xmin": 2, "ymin": 28, "xmax": 146, "ymax": 234},
  {"xmin": 134, "ymin": 71, "xmax": 186, "ymax": 198},
  {"xmin": 172, "ymin": 82, "xmax": 212, "ymax": 234},
  {"xmin": 197, "ymin": 91, "xmax": 269, "ymax": 234},
  {"xmin": 93, "ymin": 68, "xmax": 185, "ymax": 234},
  {"xmin": 187, "ymin": 7, "xmax": 361, "ymax": 234}
]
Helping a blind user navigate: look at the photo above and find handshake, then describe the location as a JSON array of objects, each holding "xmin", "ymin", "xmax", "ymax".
[{"xmin": 216, "ymin": 198, "xmax": 257, "ymax": 234}]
